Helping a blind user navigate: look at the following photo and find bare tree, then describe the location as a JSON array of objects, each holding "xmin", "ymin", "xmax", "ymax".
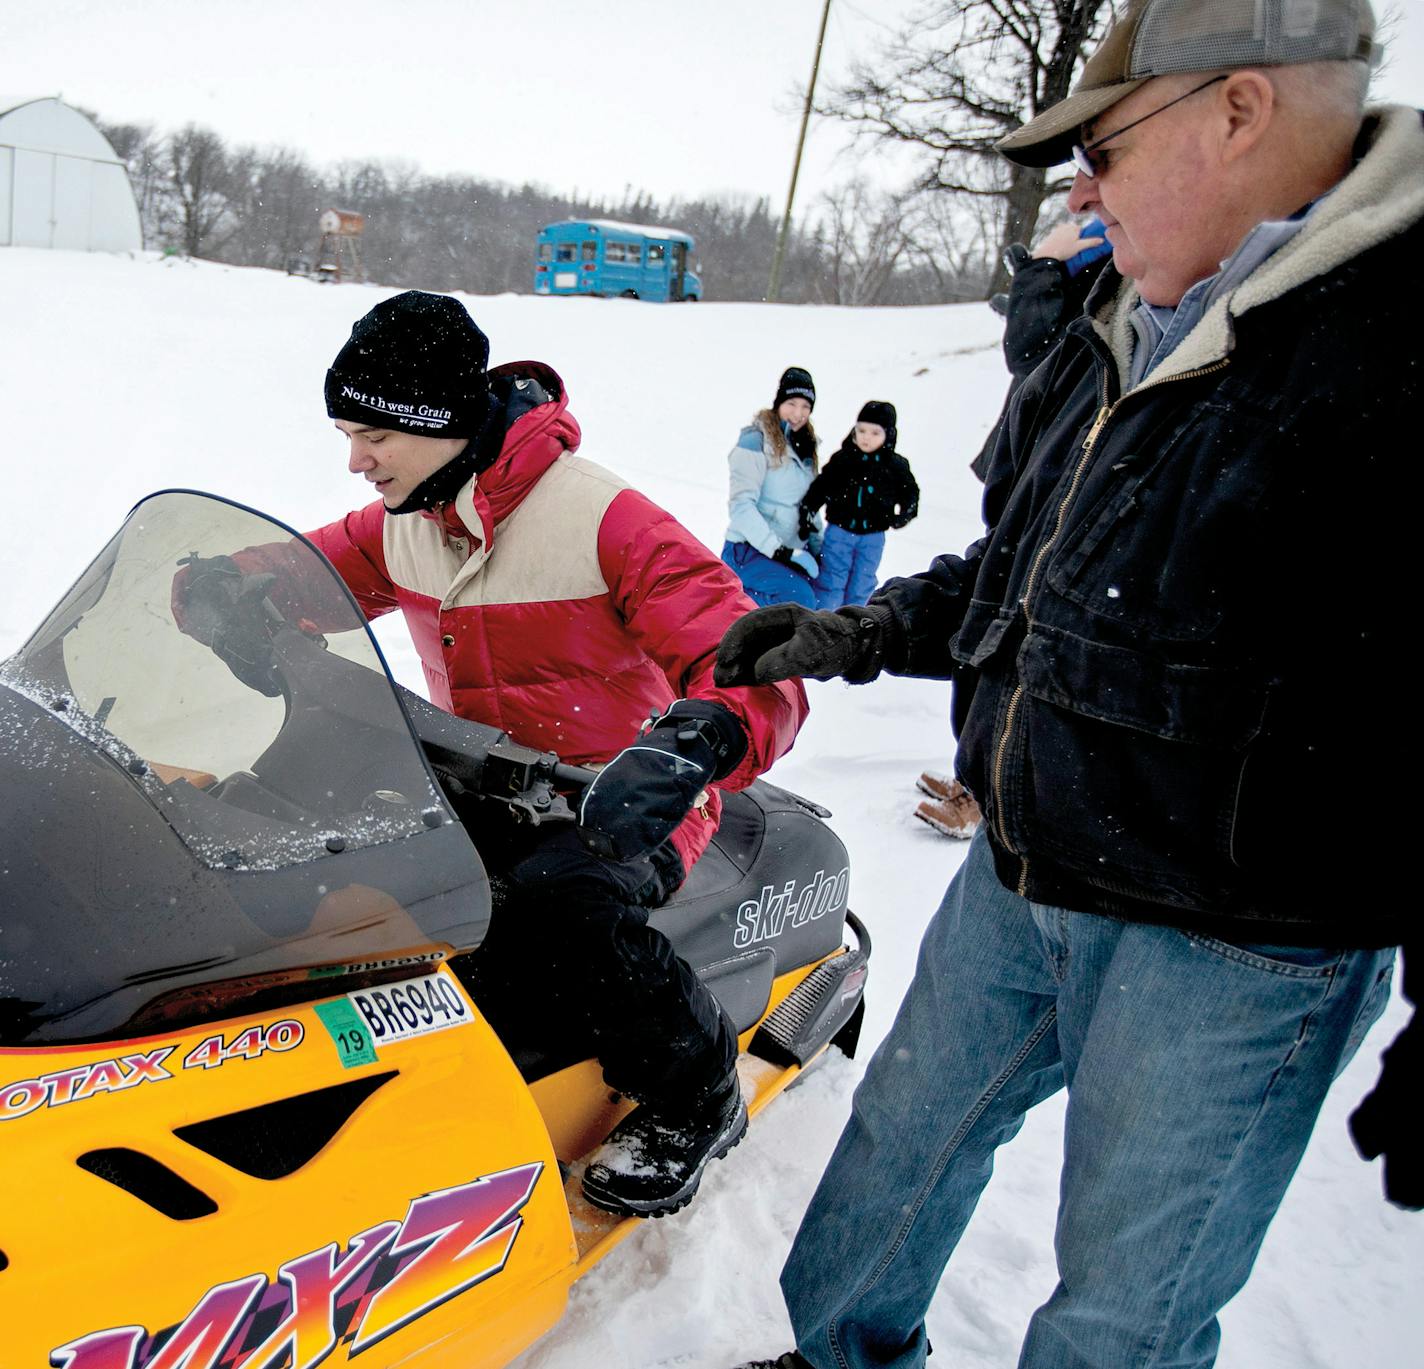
[
  {"xmin": 818, "ymin": 0, "xmax": 1116, "ymax": 292},
  {"xmin": 814, "ymin": 182, "xmax": 918, "ymax": 306},
  {"xmin": 904, "ymin": 191, "xmax": 1000, "ymax": 301},
  {"xmin": 165, "ymin": 124, "xmax": 238, "ymax": 258},
  {"xmin": 215, "ymin": 145, "xmax": 323, "ymax": 270}
]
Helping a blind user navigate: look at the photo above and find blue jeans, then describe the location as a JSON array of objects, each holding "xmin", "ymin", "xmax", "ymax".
[
  {"xmin": 722, "ymin": 540, "xmax": 817, "ymax": 608},
  {"xmin": 813, "ymin": 525, "xmax": 885, "ymax": 610},
  {"xmin": 781, "ymin": 831, "xmax": 1394, "ymax": 1369}
]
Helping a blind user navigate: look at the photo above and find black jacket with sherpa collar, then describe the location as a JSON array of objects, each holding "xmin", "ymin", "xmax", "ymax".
[{"xmin": 871, "ymin": 105, "xmax": 1422, "ymax": 948}]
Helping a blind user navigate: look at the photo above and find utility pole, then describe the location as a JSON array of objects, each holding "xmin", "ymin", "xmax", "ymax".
[{"xmin": 768, "ymin": 0, "xmax": 832, "ymax": 303}]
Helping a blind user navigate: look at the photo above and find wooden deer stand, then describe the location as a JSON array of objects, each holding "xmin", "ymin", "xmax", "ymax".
[{"xmin": 314, "ymin": 208, "xmax": 365, "ymax": 283}]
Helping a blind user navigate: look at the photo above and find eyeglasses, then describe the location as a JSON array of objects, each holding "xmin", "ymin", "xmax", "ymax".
[{"xmin": 1071, "ymin": 75, "xmax": 1229, "ymax": 178}]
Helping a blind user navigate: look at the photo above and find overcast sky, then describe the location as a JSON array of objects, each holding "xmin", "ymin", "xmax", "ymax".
[{"xmin": 3, "ymin": 1, "xmax": 1421, "ymax": 210}]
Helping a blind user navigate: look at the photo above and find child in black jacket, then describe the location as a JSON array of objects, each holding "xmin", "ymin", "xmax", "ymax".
[{"xmin": 799, "ymin": 400, "xmax": 918, "ymax": 610}]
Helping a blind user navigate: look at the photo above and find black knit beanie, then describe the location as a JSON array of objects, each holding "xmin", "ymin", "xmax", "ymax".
[
  {"xmin": 326, "ymin": 291, "xmax": 491, "ymax": 438},
  {"xmin": 856, "ymin": 400, "xmax": 897, "ymax": 447},
  {"xmin": 774, "ymin": 366, "xmax": 816, "ymax": 411}
]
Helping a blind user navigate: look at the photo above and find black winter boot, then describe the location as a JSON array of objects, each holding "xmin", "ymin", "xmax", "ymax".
[
  {"xmin": 581, "ymin": 1070, "xmax": 747, "ymax": 1218},
  {"xmin": 733, "ymin": 1355, "xmax": 815, "ymax": 1369}
]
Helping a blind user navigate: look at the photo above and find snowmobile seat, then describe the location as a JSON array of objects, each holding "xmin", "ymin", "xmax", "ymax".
[{"xmin": 503, "ymin": 780, "xmax": 851, "ymax": 1085}]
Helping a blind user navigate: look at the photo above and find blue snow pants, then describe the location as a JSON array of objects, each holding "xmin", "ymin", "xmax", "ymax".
[
  {"xmin": 813, "ymin": 525, "xmax": 885, "ymax": 611},
  {"xmin": 721, "ymin": 540, "xmax": 817, "ymax": 609}
]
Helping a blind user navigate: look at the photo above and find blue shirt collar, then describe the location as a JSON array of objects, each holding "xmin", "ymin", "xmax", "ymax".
[{"xmin": 1128, "ymin": 194, "xmax": 1329, "ymax": 387}]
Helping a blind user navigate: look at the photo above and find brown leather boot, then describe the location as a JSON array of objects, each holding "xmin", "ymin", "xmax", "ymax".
[
  {"xmin": 915, "ymin": 769, "xmax": 955, "ymax": 801},
  {"xmin": 914, "ymin": 781, "xmax": 982, "ymax": 839}
]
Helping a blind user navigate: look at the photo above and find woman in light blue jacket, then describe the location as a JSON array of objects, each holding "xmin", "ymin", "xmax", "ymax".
[{"xmin": 720, "ymin": 366, "xmax": 822, "ymax": 608}]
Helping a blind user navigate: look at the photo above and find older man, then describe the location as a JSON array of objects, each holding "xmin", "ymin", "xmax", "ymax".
[{"xmin": 720, "ymin": 1, "xmax": 1418, "ymax": 1365}]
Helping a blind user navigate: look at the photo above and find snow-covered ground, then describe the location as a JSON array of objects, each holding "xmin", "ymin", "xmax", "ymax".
[{"xmin": 2, "ymin": 248, "xmax": 1418, "ymax": 1367}]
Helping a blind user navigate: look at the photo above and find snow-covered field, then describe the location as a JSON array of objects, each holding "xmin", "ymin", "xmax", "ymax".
[{"xmin": 2, "ymin": 248, "xmax": 1418, "ymax": 1368}]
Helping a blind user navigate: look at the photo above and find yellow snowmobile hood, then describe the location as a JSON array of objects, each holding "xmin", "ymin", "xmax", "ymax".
[{"xmin": 4, "ymin": 969, "xmax": 576, "ymax": 1367}]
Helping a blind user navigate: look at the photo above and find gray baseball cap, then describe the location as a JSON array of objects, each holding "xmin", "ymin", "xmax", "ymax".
[{"xmin": 998, "ymin": 0, "xmax": 1378, "ymax": 168}]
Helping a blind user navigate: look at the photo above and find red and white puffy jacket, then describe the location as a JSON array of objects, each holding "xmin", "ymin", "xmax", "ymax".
[{"xmin": 305, "ymin": 362, "xmax": 808, "ymax": 875}]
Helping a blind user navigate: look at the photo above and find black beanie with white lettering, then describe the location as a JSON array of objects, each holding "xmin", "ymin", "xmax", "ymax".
[
  {"xmin": 774, "ymin": 366, "xmax": 816, "ymax": 411},
  {"xmin": 325, "ymin": 291, "xmax": 491, "ymax": 438}
]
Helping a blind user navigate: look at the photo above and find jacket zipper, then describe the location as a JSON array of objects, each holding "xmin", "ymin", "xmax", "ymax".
[{"xmin": 989, "ymin": 358, "xmax": 1230, "ymax": 896}]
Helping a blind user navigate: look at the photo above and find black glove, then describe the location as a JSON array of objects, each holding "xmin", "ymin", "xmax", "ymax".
[
  {"xmin": 797, "ymin": 504, "xmax": 817, "ymax": 541},
  {"xmin": 714, "ymin": 602, "xmax": 898, "ymax": 686},
  {"xmin": 577, "ymin": 699, "xmax": 748, "ymax": 863},
  {"xmin": 772, "ymin": 545, "xmax": 817, "ymax": 580},
  {"xmin": 176, "ymin": 554, "xmax": 283, "ymax": 697},
  {"xmin": 1349, "ymin": 1011, "xmax": 1424, "ymax": 1210}
]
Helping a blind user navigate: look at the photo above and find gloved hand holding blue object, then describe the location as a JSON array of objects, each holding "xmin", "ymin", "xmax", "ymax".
[
  {"xmin": 1065, "ymin": 217, "xmax": 1112, "ymax": 277},
  {"xmin": 773, "ymin": 545, "xmax": 819, "ymax": 581}
]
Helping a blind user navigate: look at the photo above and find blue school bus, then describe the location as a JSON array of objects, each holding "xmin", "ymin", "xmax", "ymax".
[{"xmin": 534, "ymin": 219, "xmax": 703, "ymax": 301}]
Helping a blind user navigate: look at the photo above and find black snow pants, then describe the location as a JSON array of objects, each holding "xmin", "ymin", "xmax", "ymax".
[{"xmin": 460, "ymin": 819, "xmax": 737, "ymax": 1107}]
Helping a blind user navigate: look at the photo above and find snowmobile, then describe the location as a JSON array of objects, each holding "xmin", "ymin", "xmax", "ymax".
[{"xmin": 0, "ymin": 490, "xmax": 869, "ymax": 1369}]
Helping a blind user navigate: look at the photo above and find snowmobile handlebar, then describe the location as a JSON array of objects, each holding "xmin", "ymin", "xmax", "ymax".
[
  {"xmin": 394, "ymin": 683, "xmax": 596, "ymax": 826},
  {"xmin": 552, "ymin": 760, "xmax": 599, "ymax": 788}
]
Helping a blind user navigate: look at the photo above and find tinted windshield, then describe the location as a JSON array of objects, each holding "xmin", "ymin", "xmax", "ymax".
[
  {"xmin": 0, "ymin": 491, "xmax": 488, "ymax": 1044},
  {"xmin": 4, "ymin": 490, "xmax": 445, "ymax": 869}
]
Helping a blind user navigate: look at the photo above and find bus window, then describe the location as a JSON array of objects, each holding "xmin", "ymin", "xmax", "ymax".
[
  {"xmin": 538, "ymin": 242, "xmax": 553, "ymax": 262},
  {"xmin": 606, "ymin": 242, "xmax": 627, "ymax": 263},
  {"xmin": 555, "ymin": 243, "xmax": 577, "ymax": 263},
  {"xmin": 648, "ymin": 243, "xmax": 665, "ymax": 264},
  {"xmin": 582, "ymin": 241, "xmax": 597, "ymax": 262},
  {"xmin": 627, "ymin": 244, "xmax": 642, "ymax": 264}
]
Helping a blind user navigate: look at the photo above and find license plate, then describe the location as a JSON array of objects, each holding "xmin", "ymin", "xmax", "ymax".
[
  {"xmin": 344, "ymin": 971, "xmax": 474, "ymax": 1048},
  {"xmin": 554, "ymin": 271, "xmax": 577, "ymax": 288}
]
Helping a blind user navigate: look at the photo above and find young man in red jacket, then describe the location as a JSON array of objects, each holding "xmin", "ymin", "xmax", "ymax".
[{"xmin": 305, "ymin": 291, "xmax": 806, "ymax": 1216}]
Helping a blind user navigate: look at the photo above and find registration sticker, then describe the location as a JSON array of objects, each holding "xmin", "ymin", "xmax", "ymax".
[
  {"xmin": 314, "ymin": 1000, "xmax": 379, "ymax": 1068},
  {"xmin": 317, "ymin": 968, "xmax": 472, "ymax": 1065}
]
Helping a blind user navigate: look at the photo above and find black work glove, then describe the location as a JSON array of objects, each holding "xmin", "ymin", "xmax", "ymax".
[
  {"xmin": 176, "ymin": 554, "xmax": 283, "ymax": 697},
  {"xmin": 797, "ymin": 503, "xmax": 817, "ymax": 541},
  {"xmin": 772, "ymin": 545, "xmax": 818, "ymax": 580},
  {"xmin": 577, "ymin": 699, "xmax": 748, "ymax": 863},
  {"xmin": 715, "ymin": 601, "xmax": 899, "ymax": 686},
  {"xmin": 1349, "ymin": 1010, "xmax": 1424, "ymax": 1210}
]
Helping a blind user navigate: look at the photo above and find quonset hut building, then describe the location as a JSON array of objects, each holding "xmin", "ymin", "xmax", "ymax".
[{"xmin": 0, "ymin": 96, "xmax": 142, "ymax": 252}]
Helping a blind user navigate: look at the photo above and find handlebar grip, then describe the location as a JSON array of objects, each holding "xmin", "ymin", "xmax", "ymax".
[{"xmin": 552, "ymin": 762, "xmax": 598, "ymax": 790}]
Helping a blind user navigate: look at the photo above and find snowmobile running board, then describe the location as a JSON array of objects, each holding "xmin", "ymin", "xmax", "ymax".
[{"xmin": 750, "ymin": 910, "xmax": 870, "ymax": 1067}]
